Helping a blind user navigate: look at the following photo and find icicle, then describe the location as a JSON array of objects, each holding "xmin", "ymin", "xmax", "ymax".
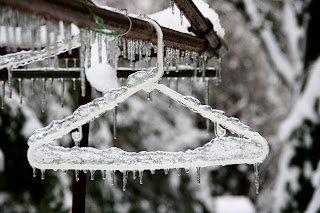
[
  {"xmin": 50, "ymin": 78, "xmax": 53, "ymax": 96},
  {"xmin": 214, "ymin": 123, "xmax": 226, "ymax": 137},
  {"xmin": 1, "ymin": 81, "xmax": 5, "ymax": 109},
  {"xmin": 102, "ymin": 170, "xmax": 107, "ymax": 180},
  {"xmin": 127, "ymin": 39, "xmax": 134, "ymax": 68},
  {"xmin": 175, "ymin": 49, "xmax": 180, "ymax": 72},
  {"xmin": 111, "ymin": 170, "xmax": 115, "ymax": 185},
  {"xmin": 167, "ymin": 78, "xmax": 172, "ymax": 108},
  {"xmin": 139, "ymin": 170, "xmax": 143, "ymax": 184},
  {"xmin": 190, "ymin": 78, "xmax": 194, "ymax": 96},
  {"xmin": 8, "ymin": 67, "xmax": 12, "ymax": 99},
  {"xmin": 46, "ymin": 20, "xmax": 52, "ymax": 57},
  {"xmin": 132, "ymin": 170, "xmax": 137, "ymax": 179},
  {"xmin": 196, "ymin": 167, "xmax": 201, "ymax": 184},
  {"xmin": 86, "ymin": 31, "xmax": 92, "ymax": 69},
  {"xmin": 41, "ymin": 78, "xmax": 46, "ymax": 112},
  {"xmin": 72, "ymin": 126, "xmax": 83, "ymax": 147},
  {"xmin": 138, "ymin": 40, "xmax": 143, "ymax": 61},
  {"xmin": 90, "ymin": 170, "xmax": 95, "ymax": 180},
  {"xmin": 32, "ymin": 167, "xmax": 37, "ymax": 177},
  {"xmin": 64, "ymin": 22, "xmax": 72, "ymax": 55},
  {"xmin": 97, "ymin": 33, "xmax": 102, "ymax": 63},
  {"xmin": 41, "ymin": 169, "xmax": 46, "ymax": 180},
  {"xmin": 254, "ymin": 163, "xmax": 260, "ymax": 194},
  {"xmin": 60, "ymin": 78, "xmax": 64, "ymax": 107},
  {"xmin": 63, "ymin": 169, "xmax": 68, "ymax": 174},
  {"xmin": 212, "ymin": 57, "xmax": 222, "ymax": 85},
  {"xmin": 164, "ymin": 168, "xmax": 169, "ymax": 174},
  {"xmin": 176, "ymin": 168, "xmax": 182, "ymax": 176},
  {"xmin": 205, "ymin": 79, "xmax": 210, "ymax": 133},
  {"xmin": 80, "ymin": 29, "xmax": 87, "ymax": 97},
  {"xmin": 170, "ymin": 0, "xmax": 175, "ymax": 14},
  {"xmin": 73, "ymin": 58, "xmax": 77, "ymax": 68},
  {"xmin": 30, "ymin": 78, "xmax": 35, "ymax": 95},
  {"xmin": 175, "ymin": 77, "xmax": 179, "ymax": 92},
  {"xmin": 185, "ymin": 168, "xmax": 189, "ymax": 173},
  {"xmin": 83, "ymin": 170, "xmax": 88, "ymax": 174},
  {"xmin": 113, "ymin": 106, "xmax": 117, "ymax": 145},
  {"xmin": 150, "ymin": 169, "xmax": 156, "ymax": 174},
  {"xmin": 185, "ymin": 50, "xmax": 191, "ymax": 65},
  {"xmin": 122, "ymin": 38, "xmax": 127, "ymax": 59},
  {"xmin": 147, "ymin": 92, "xmax": 152, "ymax": 101},
  {"xmin": 75, "ymin": 170, "xmax": 79, "ymax": 182},
  {"xmin": 122, "ymin": 170, "xmax": 128, "ymax": 191},
  {"xmin": 180, "ymin": 10, "xmax": 184, "ymax": 25},
  {"xmin": 18, "ymin": 78, "xmax": 23, "ymax": 104},
  {"xmin": 72, "ymin": 78, "xmax": 76, "ymax": 90}
]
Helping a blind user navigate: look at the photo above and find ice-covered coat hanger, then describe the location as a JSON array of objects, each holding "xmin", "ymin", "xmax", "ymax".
[{"xmin": 27, "ymin": 18, "xmax": 269, "ymax": 177}]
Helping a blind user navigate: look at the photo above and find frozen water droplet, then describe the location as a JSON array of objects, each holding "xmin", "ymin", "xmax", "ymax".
[
  {"xmin": 185, "ymin": 168, "xmax": 189, "ymax": 173},
  {"xmin": 147, "ymin": 92, "xmax": 152, "ymax": 101},
  {"xmin": 113, "ymin": 106, "xmax": 117, "ymax": 145},
  {"xmin": 72, "ymin": 126, "xmax": 82, "ymax": 147},
  {"xmin": 41, "ymin": 78, "xmax": 46, "ymax": 112},
  {"xmin": 164, "ymin": 168, "xmax": 169, "ymax": 175},
  {"xmin": 150, "ymin": 169, "xmax": 155, "ymax": 174},
  {"xmin": 122, "ymin": 170, "xmax": 128, "ymax": 191},
  {"xmin": 102, "ymin": 170, "xmax": 107, "ymax": 180},
  {"xmin": 1, "ymin": 81, "xmax": 5, "ymax": 109},
  {"xmin": 170, "ymin": 0, "xmax": 175, "ymax": 14},
  {"xmin": 177, "ymin": 168, "xmax": 182, "ymax": 176},
  {"xmin": 32, "ymin": 167, "xmax": 37, "ymax": 177},
  {"xmin": 49, "ymin": 78, "xmax": 53, "ymax": 96},
  {"xmin": 132, "ymin": 170, "xmax": 137, "ymax": 180},
  {"xmin": 60, "ymin": 78, "xmax": 64, "ymax": 107},
  {"xmin": 75, "ymin": 170, "xmax": 79, "ymax": 181},
  {"xmin": 63, "ymin": 169, "xmax": 68, "ymax": 174},
  {"xmin": 139, "ymin": 170, "xmax": 143, "ymax": 184},
  {"xmin": 254, "ymin": 163, "xmax": 260, "ymax": 194},
  {"xmin": 18, "ymin": 78, "xmax": 23, "ymax": 104},
  {"xmin": 90, "ymin": 170, "xmax": 95, "ymax": 180},
  {"xmin": 196, "ymin": 167, "xmax": 201, "ymax": 185},
  {"xmin": 214, "ymin": 123, "xmax": 226, "ymax": 137},
  {"xmin": 41, "ymin": 169, "xmax": 46, "ymax": 180},
  {"xmin": 111, "ymin": 170, "xmax": 115, "ymax": 185},
  {"xmin": 83, "ymin": 169, "xmax": 88, "ymax": 174}
]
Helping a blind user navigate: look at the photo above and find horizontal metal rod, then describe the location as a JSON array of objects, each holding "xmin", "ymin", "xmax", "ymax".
[
  {"xmin": 0, "ymin": 0, "xmax": 210, "ymax": 52},
  {"xmin": 0, "ymin": 68, "xmax": 216, "ymax": 80}
]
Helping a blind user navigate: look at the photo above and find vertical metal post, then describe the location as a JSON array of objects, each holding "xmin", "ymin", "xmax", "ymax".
[{"xmin": 72, "ymin": 79, "xmax": 91, "ymax": 213}]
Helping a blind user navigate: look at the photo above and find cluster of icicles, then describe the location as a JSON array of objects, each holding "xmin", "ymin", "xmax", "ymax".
[
  {"xmin": 0, "ymin": 5, "xmax": 221, "ymax": 110},
  {"xmin": 34, "ymin": 164, "xmax": 205, "ymax": 192}
]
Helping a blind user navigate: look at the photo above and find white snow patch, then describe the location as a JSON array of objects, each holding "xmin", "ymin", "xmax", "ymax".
[
  {"xmin": 85, "ymin": 38, "xmax": 118, "ymax": 92},
  {"xmin": 273, "ymin": 140, "xmax": 300, "ymax": 212},
  {"xmin": 149, "ymin": 0, "xmax": 225, "ymax": 38},
  {"xmin": 279, "ymin": 57, "xmax": 320, "ymax": 140},
  {"xmin": 214, "ymin": 196, "xmax": 255, "ymax": 213}
]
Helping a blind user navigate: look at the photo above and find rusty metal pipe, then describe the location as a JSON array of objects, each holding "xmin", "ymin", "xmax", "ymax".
[
  {"xmin": 0, "ymin": 0, "xmax": 208, "ymax": 52},
  {"xmin": 174, "ymin": 0, "xmax": 221, "ymax": 49}
]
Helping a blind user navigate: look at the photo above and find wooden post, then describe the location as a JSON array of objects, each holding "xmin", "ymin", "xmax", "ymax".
[{"xmin": 72, "ymin": 79, "xmax": 91, "ymax": 213}]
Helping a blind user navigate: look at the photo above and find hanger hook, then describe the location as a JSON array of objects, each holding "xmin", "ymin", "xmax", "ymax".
[{"xmin": 143, "ymin": 18, "xmax": 164, "ymax": 82}]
